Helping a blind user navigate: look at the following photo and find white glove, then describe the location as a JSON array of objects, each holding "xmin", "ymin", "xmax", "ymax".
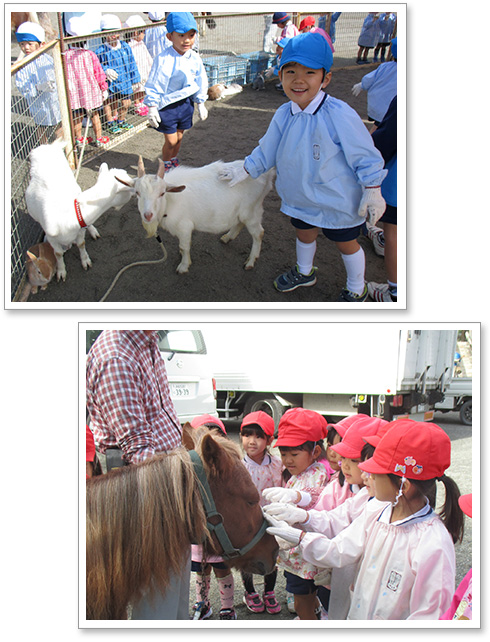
[
  {"xmin": 263, "ymin": 502, "xmax": 308, "ymax": 525},
  {"xmin": 262, "ymin": 487, "xmax": 300, "ymax": 504},
  {"xmin": 358, "ymin": 186, "xmax": 386, "ymax": 225},
  {"xmin": 105, "ymin": 68, "xmax": 118, "ymax": 81},
  {"xmin": 265, "ymin": 67, "xmax": 275, "ymax": 79},
  {"xmin": 147, "ymin": 106, "xmax": 161, "ymax": 128},
  {"xmin": 218, "ymin": 164, "xmax": 249, "ymax": 187},
  {"xmin": 102, "ymin": 90, "xmax": 109, "ymax": 101},
  {"xmin": 265, "ymin": 514, "xmax": 302, "ymax": 549},
  {"xmin": 197, "ymin": 103, "xmax": 208, "ymax": 121},
  {"xmin": 352, "ymin": 82, "xmax": 363, "ymax": 96},
  {"xmin": 37, "ymin": 80, "xmax": 56, "ymax": 93},
  {"xmin": 313, "ymin": 568, "xmax": 332, "ymax": 587}
]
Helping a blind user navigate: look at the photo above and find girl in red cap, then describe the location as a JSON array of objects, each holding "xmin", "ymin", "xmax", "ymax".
[
  {"xmin": 239, "ymin": 411, "xmax": 283, "ymax": 615},
  {"xmin": 266, "ymin": 420, "xmax": 465, "ymax": 620}
]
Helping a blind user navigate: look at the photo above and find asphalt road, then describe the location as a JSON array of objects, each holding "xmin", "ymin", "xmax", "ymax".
[{"xmin": 189, "ymin": 412, "xmax": 473, "ymax": 621}]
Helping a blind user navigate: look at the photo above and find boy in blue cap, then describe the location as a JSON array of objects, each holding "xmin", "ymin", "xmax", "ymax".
[
  {"xmin": 144, "ymin": 12, "xmax": 209, "ymax": 172},
  {"xmin": 220, "ymin": 33, "xmax": 387, "ymax": 302}
]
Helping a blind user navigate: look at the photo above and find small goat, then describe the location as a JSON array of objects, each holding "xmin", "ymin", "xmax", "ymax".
[
  {"xmin": 25, "ymin": 140, "xmax": 132, "ymax": 281},
  {"xmin": 118, "ymin": 157, "xmax": 274, "ymax": 274}
]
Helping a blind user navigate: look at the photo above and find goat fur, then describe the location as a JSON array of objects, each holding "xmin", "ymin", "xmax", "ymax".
[
  {"xmin": 25, "ymin": 140, "xmax": 132, "ymax": 281},
  {"xmin": 119, "ymin": 157, "xmax": 274, "ymax": 273}
]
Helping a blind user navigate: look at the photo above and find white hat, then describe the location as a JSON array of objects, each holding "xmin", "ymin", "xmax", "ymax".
[
  {"xmin": 16, "ymin": 21, "xmax": 45, "ymax": 43},
  {"xmin": 66, "ymin": 15, "xmax": 98, "ymax": 36},
  {"xmin": 100, "ymin": 14, "xmax": 121, "ymax": 30},
  {"xmin": 148, "ymin": 10, "xmax": 165, "ymax": 21},
  {"xmin": 124, "ymin": 15, "xmax": 146, "ymax": 29}
]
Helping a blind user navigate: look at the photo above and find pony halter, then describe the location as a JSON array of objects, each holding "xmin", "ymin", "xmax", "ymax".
[{"xmin": 189, "ymin": 450, "xmax": 269, "ymax": 560}]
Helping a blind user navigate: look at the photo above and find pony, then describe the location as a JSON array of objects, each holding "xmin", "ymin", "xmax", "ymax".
[{"xmin": 86, "ymin": 425, "xmax": 278, "ymax": 619}]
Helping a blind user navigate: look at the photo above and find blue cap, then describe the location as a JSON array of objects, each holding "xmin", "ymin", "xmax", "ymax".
[
  {"xmin": 16, "ymin": 21, "xmax": 45, "ymax": 43},
  {"xmin": 277, "ymin": 37, "xmax": 291, "ymax": 49},
  {"xmin": 273, "ymin": 12, "xmax": 290, "ymax": 24},
  {"xmin": 279, "ymin": 32, "xmax": 333, "ymax": 72},
  {"xmin": 166, "ymin": 12, "xmax": 198, "ymax": 34},
  {"xmin": 391, "ymin": 37, "xmax": 397, "ymax": 59}
]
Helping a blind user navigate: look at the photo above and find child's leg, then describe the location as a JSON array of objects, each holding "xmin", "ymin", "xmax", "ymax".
[
  {"xmin": 73, "ymin": 114, "xmax": 83, "ymax": 140},
  {"xmin": 241, "ymin": 571, "xmax": 256, "ymax": 594},
  {"xmin": 214, "ymin": 567, "xmax": 235, "ymax": 613},
  {"xmin": 263, "ymin": 569, "xmax": 281, "ymax": 614},
  {"xmin": 118, "ymin": 98, "xmax": 131, "ymax": 121},
  {"xmin": 296, "ymin": 227, "xmax": 319, "ymax": 275},
  {"xmin": 162, "ymin": 130, "xmax": 184, "ymax": 161},
  {"xmin": 91, "ymin": 112, "xmax": 102, "ymax": 139},
  {"xmin": 336, "ymin": 239, "xmax": 366, "ymax": 296},
  {"xmin": 195, "ymin": 565, "xmax": 212, "ymax": 605},
  {"xmin": 241, "ymin": 571, "xmax": 265, "ymax": 613},
  {"xmin": 384, "ymin": 222, "xmax": 397, "ymax": 293},
  {"xmin": 294, "ymin": 592, "xmax": 318, "ymax": 620}
]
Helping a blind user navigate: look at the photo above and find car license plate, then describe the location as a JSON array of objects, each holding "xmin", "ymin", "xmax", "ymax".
[{"xmin": 170, "ymin": 383, "xmax": 192, "ymax": 397}]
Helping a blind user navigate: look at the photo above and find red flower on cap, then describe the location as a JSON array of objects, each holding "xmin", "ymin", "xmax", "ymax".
[
  {"xmin": 359, "ymin": 420, "xmax": 451, "ymax": 480},
  {"xmin": 274, "ymin": 407, "xmax": 327, "ymax": 447},
  {"xmin": 331, "ymin": 415, "xmax": 388, "ymax": 459},
  {"xmin": 190, "ymin": 414, "xmax": 227, "ymax": 434},
  {"xmin": 241, "ymin": 410, "xmax": 275, "ymax": 436}
]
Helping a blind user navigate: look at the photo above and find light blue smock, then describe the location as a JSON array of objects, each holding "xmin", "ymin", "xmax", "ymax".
[
  {"xmin": 144, "ymin": 46, "xmax": 208, "ymax": 109},
  {"xmin": 378, "ymin": 13, "xmax": 396, "ymax": 44},
  {"xmin": 244, "ymin": 92, "xmax": 387, "ymax": 230},
  {"xmin": 15, "ymin": 54, "xmax": 61, "ymax": 126},
  {"xmin": 361, "ymin": 61, "xmax": 397, "ymax": 122},
  {"xmin": 358, "ymin": 14, "xmax": 381, "ymax": 48}
]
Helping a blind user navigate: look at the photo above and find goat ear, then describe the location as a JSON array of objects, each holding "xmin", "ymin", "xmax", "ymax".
[
  {"xmin": 115, "ymin": 176, "xmax": 134, "ymax": 189},
  {"xmin": 167, "ymin": 185, "xmax": 186, "ymax": 193},
  {"xmin": 137, "ymin": 156, "xmax": 145, "ymax": 178}
]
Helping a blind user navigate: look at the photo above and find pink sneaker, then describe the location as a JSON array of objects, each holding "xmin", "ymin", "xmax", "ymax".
[
  {"xmin": 243, "ymin": 591, "xmax": 265, "ymax": 613},
  {"xmin": 263, "ymin": 591, "xmax": 281, "ymax": 614}
]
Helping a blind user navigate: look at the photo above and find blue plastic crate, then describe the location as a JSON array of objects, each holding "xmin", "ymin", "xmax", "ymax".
[
  {"xmin": 238, "ymin": 51, "xmax": 274, "ymax": 83},
  {"xmin": 203, "ymin": 55, "xmax": 248, "ymax": 86}
]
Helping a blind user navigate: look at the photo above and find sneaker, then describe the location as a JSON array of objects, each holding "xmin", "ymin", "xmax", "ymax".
[
  {"xmin": 219, "ymin": 608, "xmax": 237, "ymax": 620},
  {"xmin": 243, "ymin": 592, "xmax": 265, "ymax": 613},
  {"xmin": 117, "ymin": 120, "xmax": 134, "ymax": 130},
  {"xmin": 76, "ymin": 136, "xmax": 93, "ymax": 147},
  {"xmin": 94, "ymin": 136, "xmax": 110, "ymax": 148},
  {"xmin": 367, "ymin": 281, "xmax": 396, "ymax": 302},
  {"xmin": 105, "ymin": 121, "xmax": 122, "ymax": 134},
  {"xmin": 338, "ymin": 284, "xmax": 369, "ymax": 302},
  {"xmin": 274, "ymin": 265, "xmax": 317, "ymax": 292},
  {"xmin": 263, "ymin": 591, "xmax": 281, "ymax": 614},
  {"xmin": 286, "ymin": 592, "xmax": 296, "ymax": 613},
  {"xmin": 192, "ymin": 601, "xmax": 213, "ymax": 620},
  {"xmin": 365, "ymin": 222, "xmax": 385, "ymax": 256}
]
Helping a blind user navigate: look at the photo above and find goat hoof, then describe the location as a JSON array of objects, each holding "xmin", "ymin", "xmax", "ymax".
[
  {"xmin": 82, "ymin": 259, "xmax": 93, "ymax": 271},
  {"xmin": 57, "ymin": 272, "xmax": 67, "ymax": 282},
  {"xmin": 220, "ymin": 234, "xmax": 231, "ymax": 244},
  {"xmin": 176, "ymin": 265, "xmax": 189, "ymax": 274}
]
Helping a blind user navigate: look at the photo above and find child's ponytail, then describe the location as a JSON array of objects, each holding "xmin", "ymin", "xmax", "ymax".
[{"xmin": 437, "ymin": 474, "xmax": 465, "ymax": 544}]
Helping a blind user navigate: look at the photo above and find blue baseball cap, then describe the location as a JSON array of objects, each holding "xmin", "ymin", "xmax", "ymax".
[
  {"xmin": 273, "ymin": 12, "xmax": 290, "ymax": 24},
  {"xmin": 166, "ymin": 12, "xmax": 198, "ymax": 34},
  {"xmin": 277, "ymin": 37, "xmax": 291, "ymax": 49},
  {"xmin": 280, "ymin": 32, "xmax": 333, "ymax": 72}
]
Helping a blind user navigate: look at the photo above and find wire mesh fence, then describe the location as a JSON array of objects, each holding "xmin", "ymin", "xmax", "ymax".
[{"xmin": 9, "ymin": 11, "xmax": 397, "ymax": 301}]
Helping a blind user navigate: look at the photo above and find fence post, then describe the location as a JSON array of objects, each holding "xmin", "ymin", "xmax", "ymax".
[{"xmin": 51, "ymin": 41, "xmax": 74, "ymax": 169}]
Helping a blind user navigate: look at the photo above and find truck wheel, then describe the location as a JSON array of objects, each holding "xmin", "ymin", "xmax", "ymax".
[
  {"xmin": 459, "ymin": 400, "xmax": 472, "ymax": 426},
  {"xmin": 243, "ymin": 394, "xmax": 285, "ymax": 430}
]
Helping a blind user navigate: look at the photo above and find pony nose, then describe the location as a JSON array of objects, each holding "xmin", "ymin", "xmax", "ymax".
[{"xmin": 144, "ymin": 212, "xmax": 153, "ymax": 222}]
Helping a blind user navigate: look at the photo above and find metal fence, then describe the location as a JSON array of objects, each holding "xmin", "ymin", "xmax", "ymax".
[{"xmin": 9, "ymin": 11, "xmax": 396, "ymax": 300}]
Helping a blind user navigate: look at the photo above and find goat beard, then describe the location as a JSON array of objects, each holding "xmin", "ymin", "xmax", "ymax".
[{"xmin": 141, "ymin": 217, "xmax": 160, "ymax": 239}]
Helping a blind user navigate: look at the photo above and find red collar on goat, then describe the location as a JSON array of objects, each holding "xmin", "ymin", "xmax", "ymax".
[{"xmin": 74, "ymin": 199, "xmax": 87, "ymax": 228}]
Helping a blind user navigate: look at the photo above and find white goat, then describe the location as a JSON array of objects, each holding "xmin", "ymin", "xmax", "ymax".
[
  {"xmin": 24, "ymin": 140, "xmax": 132, "ymax": 281},
  {"xmin": 118, "ymin": 157, "xmax": 274, "ymax": 273}
]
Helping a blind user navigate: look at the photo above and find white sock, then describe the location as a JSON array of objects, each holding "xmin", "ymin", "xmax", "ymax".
[
  {"xmin": 341, "ymin": 248, "xmax": 366, "ymax": 295},
  {"xmin": 296, "ymin": 239, "xmax": 316, "ymax": 275}
]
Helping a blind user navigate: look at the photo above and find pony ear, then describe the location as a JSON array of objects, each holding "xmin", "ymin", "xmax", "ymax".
[
  {"xmin": 201, "ymin": 433, "xmax": 231, "ymax": 477},
  {"xmin": 182, "ymin": 422, "xmax": 195, "ymax": 450}
]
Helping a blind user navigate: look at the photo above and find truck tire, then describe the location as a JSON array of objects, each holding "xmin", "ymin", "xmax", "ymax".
[
  {"xmin": 243, "ymin": 394, "xmax": 286, "ymax": 431},
  {"xmin": 459, "ymin": 400, "xmax": 472, "ymax": 426}
]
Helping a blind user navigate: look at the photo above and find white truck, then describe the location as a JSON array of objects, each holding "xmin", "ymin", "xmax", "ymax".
[{"xmin": 206, "ymin": 326, "xmax": 472, "ymax": 426}]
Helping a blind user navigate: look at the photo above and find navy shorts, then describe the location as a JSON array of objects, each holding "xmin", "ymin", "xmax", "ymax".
[
  {"xmin": 379, "ymin": 203, "xmax": 397, "ymax": 225},
  {"xmin": 191, "ymin": 560, "xmax": 228, "ymax": 573},
  {"xmin": 290, "ymin": 217, "xmax": 362, "ymax": 242},
  {"xmin": 284, "ymin": 570, "xmax": 317, "ymax": 595},
  {"xmin": 155, "ymin": 97, "xmax": 194, "ymax": 134}
]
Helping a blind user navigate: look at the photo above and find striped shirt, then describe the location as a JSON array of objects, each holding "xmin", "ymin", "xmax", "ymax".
[{"xmin": 86, "ymin": 330, "xmax": 182, "ymax": 464}]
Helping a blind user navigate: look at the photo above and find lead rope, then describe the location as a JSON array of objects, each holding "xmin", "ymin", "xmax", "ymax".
[{"xmin": 98, "ymin": 235, "xmax": 168, "ymax": 302}]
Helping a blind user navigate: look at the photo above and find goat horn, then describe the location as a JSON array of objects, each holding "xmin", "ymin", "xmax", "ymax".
[
  {"xmin": 157, "ymin": 159, "xmax": 166, "ymax": 179},
  {"xmin": 137, "ymin": 155, "xmax": 145, "ymax": 177}
]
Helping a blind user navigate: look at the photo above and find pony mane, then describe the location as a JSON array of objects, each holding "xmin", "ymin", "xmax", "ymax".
[{"xmin": 86, "ymin": 446, "xmax": 207, "ymax": 619}]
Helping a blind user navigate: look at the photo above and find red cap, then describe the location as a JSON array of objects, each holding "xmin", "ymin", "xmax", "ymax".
[
  {"xmin": 190, "ymin": 414, "xmax": 227, "ymax": 434},
  {"xmin": 274, "ymin": 407, "xmax": 328, "ymax": 447},
  {"xmin": 331, "ymin": 416, "xmax": 388, "ymax": 459},
  {"xmin": 359, "ymin": 420, "xmax": 451, "ymax": 480},
  {"xmin": 328, "ymin": 414, "xmax": 371, "ymax": 438},
  {"xmin": 86, "ymin": 424, "xmax": 96, "ymax": 462},
  {"xmin": 299, "ymin": 16, "xmax": 316, "ymax": 30},
  {"xmin": 241, "ymin": 411, "xmax": 275, "ymax": 436},
  {"xmin": 458, "ymin": 493, "xmax": 472, "ymax": 518},
  {"xmin": 363, "ymin": 420, "xmax": 395, "ymax": 448}
]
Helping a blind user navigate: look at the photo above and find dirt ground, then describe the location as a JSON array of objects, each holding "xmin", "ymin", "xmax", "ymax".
[{"xmin": 30, "ymin": 66, "xmax": 390, "ymax": 305}]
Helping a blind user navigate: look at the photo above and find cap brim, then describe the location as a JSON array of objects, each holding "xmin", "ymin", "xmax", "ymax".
[
  {"xmin": 358, "ymin": 456, "xmax": 391, "ymax": 475},
  {"xmin": 330, "ymin": 442, "xmax": 362, "ymax": 459}
]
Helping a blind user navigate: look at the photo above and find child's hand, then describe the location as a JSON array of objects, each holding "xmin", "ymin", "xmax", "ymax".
[
  {"xmin": 197, "ymin": 103, "xmax": 208, "ymax": 121},
  {"xmin": 265, "ymin": 513, "xmax": 302, "ymax": 549},
  {"xmin": 351, "ymin": 82, "xmax": 363, "ymax": 96},
  {"xmin": 105, "ymin": 68, "xmax": 118, "ymax": 81},
  {"xmin": 147, "ymin": 106, "xmax": 161, "ymax": 128},
  {"xmin": 218, "ymin": 165, "xmax": 249, "ymax": 187},
  {"xmin": 358, "ymin": 186, "xmax": 386, "ymax": 225},
  {"xmin": 263, "ymin": 502, "xmax": 308, "ymax": 525},
  {"xmin": 37, "ymin": 80, "xmax": 56, "ymax": 93},
  {"xmin": 262, "ymin": 487, "xmax": 300, "ymax": 504}
]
